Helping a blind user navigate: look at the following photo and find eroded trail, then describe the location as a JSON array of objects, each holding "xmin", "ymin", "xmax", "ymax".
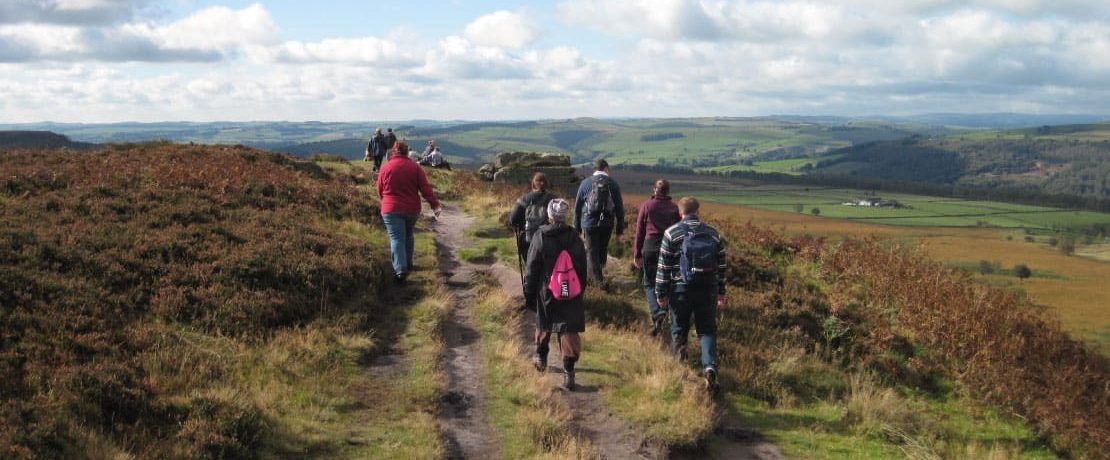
[
  {"xmin": 485, "ymin": 266, "xmax": 666, "ymax": 460},
  {"xmin": 432, "ymin": 205, "xmax": 498, "ymax": 459}
]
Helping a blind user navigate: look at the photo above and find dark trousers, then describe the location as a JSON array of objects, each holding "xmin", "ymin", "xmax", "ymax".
[
  {"xmin": 669, "ymin": 289, "xmax": 718, "ymax": 370},
  {"xmin": 372, "ymin": 155, "xmax": 384, "ymax": 172},
  {"xmin": 642, "ymin": 238, "xmax": 664, "ymax": 320},
  {"xmin": 583, "ymin": 225, "xmax": 613, "ymax": 282},
  {"xmin": 535, "ymin": 329, "xmax": 581, "ymax": 359}
]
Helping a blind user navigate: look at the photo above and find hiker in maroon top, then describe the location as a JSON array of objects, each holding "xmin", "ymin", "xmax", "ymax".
[
  {"xmin": 523, "ymin": 199, "xmax": 588, "ymax": 390},
  {"xmin": 376, "ymin": 141, "xmax": 441, "ymax": 284},
  {"xmin": 632, "ymin": 179, "xmax": 681, "ymax": 335}
]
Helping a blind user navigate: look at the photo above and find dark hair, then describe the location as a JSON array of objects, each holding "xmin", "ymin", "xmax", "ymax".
[
  {"xmin": 531, "ymin": 172, "xmax": 548, "ymax": 191},
  {"xmin": 387, "ymin": 128, "xmax": 393, "ymax": 132},
  {"xmin": 654, "ymin": 179, "xmax": 670, "ymax": 196},
  {"xmin": 393, "ymin": 141, "xmax": 409, "ymax": 156},
  {"xmin": 678, "ymin": 197, "xmax": 700, "ymax": 215},
  {"xmin": 594, "ymin": 159, "xmax": 609, "ymax": 171}
]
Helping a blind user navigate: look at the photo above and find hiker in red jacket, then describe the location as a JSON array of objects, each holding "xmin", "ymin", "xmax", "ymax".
[
  {"xmin": 633, "ymin": 179, "xmax": 681, "ymax": 336},
  {"xmin": 523, "ymin": 199, "xmax": 588, "ymax": 390},
  {"xmin": 376, "ymin": 141, "xmax": 441, "ymax": 284}
]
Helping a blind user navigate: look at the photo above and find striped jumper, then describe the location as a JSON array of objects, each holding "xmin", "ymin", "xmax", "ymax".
[{"xmin": 654, "ymin": 215, "xmax": 727, "ymax": 299}]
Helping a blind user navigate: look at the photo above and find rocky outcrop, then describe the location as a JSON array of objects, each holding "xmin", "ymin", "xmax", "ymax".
[{"xmin": 479, "ymin": 152, "xmax": 578, "ymax": 189}]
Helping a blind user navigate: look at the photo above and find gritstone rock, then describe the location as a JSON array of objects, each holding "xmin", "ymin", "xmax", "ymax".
[{"xmin": 480, "ymin": 152, "xmax": 578, "ymax": 189}]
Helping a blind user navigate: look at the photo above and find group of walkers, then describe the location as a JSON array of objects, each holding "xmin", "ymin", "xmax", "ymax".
[
  {"xmin": 366, "ymin": 127, "xmax": 451, "ymax": 172},
  {"xmin": 509, "ymin": 160, "xmax": 726, "ymax": 393},
  {"xmin": 374, "ymin": 149, "xmax": 725, "ymax": 392}
]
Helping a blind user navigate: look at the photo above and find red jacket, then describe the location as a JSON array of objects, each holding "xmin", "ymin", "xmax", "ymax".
[{"xmin": 377, "ymin": 155, "xmax": 440, "ymax": 214}]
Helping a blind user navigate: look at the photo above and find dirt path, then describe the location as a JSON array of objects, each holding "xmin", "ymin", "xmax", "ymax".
[
  {"xmin": 437, "ymin": 204, "xmax": 780, "ymax": 459},
  {"xmin": 488, "ymin": 260, "xmax": 667, "ymax": 459},
  {"xmin": 431, "ymin": 205, "xmax": 499, "ymax": 459},
  {"xmin": 491, "ymin": 257, "xmax": 782, "ymax": 460}
]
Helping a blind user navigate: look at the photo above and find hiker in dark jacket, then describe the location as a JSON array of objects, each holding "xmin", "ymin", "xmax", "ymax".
[
  {"xmin": 384, "ymin": 128, "xmax": 397, "ymax": 156},
  {"xmin": 633, "ymin": 179, "xmax": 681, "ymax": 335},
  {"xmin": 366, "ymin": 128, "xmax": 387, "ymax": 172},
  {"xmin": 508, "ymin": 172, "xmax": 557, "ymax": 258},
  {"xmin": 524, "ymin": 199, "xmax": 588, "ymax": 390},
  {"xmin": 655, "ymin": 197, "xmax": 727, "ymax": 393},
  {"xmin": 573, "ymin": 159, "xmax": 625, "ymax": 284}
]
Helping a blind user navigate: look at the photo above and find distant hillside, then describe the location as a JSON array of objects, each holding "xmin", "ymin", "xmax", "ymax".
[
  {"xmin": 0, "ymin": 131, "xmax": 95, "ymax": 151},
  {"xmin": 808, "ymin": 124, "xmax": 1110, "ymax": 200}
]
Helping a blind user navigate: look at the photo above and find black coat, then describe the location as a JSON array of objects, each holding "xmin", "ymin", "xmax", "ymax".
[{"xmin": 523, "ymin": 223, "xmax": 588, "ymax": 333}]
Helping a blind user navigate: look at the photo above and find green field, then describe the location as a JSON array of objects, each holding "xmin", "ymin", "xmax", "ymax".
[{"xmin": 692, "ymin": 185, "xmax": 1110, "ymax": 230}]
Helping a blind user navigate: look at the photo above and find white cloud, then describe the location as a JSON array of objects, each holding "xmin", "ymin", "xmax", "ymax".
[
  {"xmin": 2, "ymin": 1, "xmax": 1110, "ymax": 121},
  {"xmin": 463, "ymin": 10, "xmax": 540, "ymax": 49},
  {"xmin": 0, "ymin": 4, "xmax": 276, "ymax": 62},
  {"xmin": 143, "ymin": 3, "xmax": 278, "ymax": 52},
  {"xmin": 0, "ymin": 0, "xmax": 145, "ymax": 25},
  {"xmin": 262, "ymin": 37, "xmax": 420, "ymax": 67}
]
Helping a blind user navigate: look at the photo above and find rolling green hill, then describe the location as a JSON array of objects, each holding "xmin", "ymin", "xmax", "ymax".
[{"xmin": 808, "ymin": 124, "xmax": 1110, "ymax": 200}]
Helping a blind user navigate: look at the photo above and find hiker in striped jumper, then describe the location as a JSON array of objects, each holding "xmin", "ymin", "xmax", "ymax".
[{"xmin": 655, "ymin": 197, "xmax": 727, "ymax": 393}]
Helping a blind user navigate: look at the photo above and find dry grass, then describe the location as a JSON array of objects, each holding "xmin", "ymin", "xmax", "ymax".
[
  {"xmin": 628, "ymin": 193, "xmax": 1110, "ymax": 349},
  {"xmin": 471, "ymin": 282, "xmax": 598, "ymax": 459},
  {"xmin": 584, "ymin": 322, "xmax": 715, "ymax": 446}
]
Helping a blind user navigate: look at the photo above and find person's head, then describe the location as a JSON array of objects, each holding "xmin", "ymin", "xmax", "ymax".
[
  {"xmin": 653, "ymin": 179, "xmax": 670, "ymax": 197},
  {"xmin": 547, "ymin": 198, "xmax": 570, "ymax": 224},
  {"xmin": 594, "ymin": 158, "xmax": 609, "ymax": 173},
  {"xmin": 531, "ymin": 172, "xmax": 548, "ymax": 192},
  {"xmin": 430, "ymin": 139, "xmax": 436, "ymax": 146},
  {"xmin": 374, "ymin": 127, "xmax": 381, "ymax": 134},
  {"xmin": 677, "ymin": 197, "xmax": 700, "ymax": 218},
  {"xmin": 393, "ymin": 141, "xmax": 409, "ymax": 156},
  {"xmin": 387, "ymin": 127, "xmax": 393, "ymax": 133}
]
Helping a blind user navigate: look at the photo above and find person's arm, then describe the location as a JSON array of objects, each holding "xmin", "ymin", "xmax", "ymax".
[
  {"xmin": 508, "ymin": 196, "xmax": 527, "ymax": 230},
  {"xmin": 655, "ymin": 228, "xmax": 678, "ymax": 304},
  {"xmin": 523, "ymin": 234, "xmax": 544, "ymax": 308},
  {"xmin": 571, "ymin": 235, "xmax": 589, "ymax": 289},
  {"xmin": 376, "ymin": 165, "xmax": 385, "ymax": 199},
  {"xmin": 573, "ymin": 179, "xmax": 587, "ymax": 232},
  {"xmin": 633, "ymin": 201, "xmax": 649, "ymax": 262},
  {"xmin": 612, "ymin": 180, "xmax": 626, "ymax": 235},
  {"xmin": 416, "ymin": 166, "xmax": 441, "ymax": 211},
  {"xmin": 716, "ymin": 233, "xmax": 728, "ymax": 298}
]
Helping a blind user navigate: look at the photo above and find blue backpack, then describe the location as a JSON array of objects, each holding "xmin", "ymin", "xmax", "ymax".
[{"xmin": 679, "ymin": 225, "xmax": 719, "ymax": 285}]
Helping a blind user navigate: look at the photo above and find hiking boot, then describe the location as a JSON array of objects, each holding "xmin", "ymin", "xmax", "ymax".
[
  {"xmin": 532, "ymin": 353, "xmax": 547, "ymax": 372},
  {"xmin": 393, "ymin": 273, "xmax": 407, "ymax": 285},
  {"xmin": 563, "ymin": 370, "xmax": 576, "ymax": 391},
  {"xmin": 704, "ymin": 367, "xmax": 719, "ymax": 394},
  {"xmin": 650, "ymin": 316, "xmax": 664, "ymax": 336}
]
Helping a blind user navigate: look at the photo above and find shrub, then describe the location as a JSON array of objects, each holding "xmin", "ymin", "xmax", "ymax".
[
  {"xmin": 1014, "ymin": 264, "xmax": 1032, "ymax": 279},
  {"xmin": 810, "ymin": 207, "xmax": 821, "ymax": 216},
  {"xmin": 0, "ymin": 145, "xmax": 387, "ymax": 456}
]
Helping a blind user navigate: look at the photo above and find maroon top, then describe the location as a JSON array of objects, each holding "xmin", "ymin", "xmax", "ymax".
[
  {"xmin": 376, "ymin": 155, "xmax": 440, "ymax": 214},
  {"xmin": 633, "ymin": 195, "xmax": 681, "ymax": 257}
]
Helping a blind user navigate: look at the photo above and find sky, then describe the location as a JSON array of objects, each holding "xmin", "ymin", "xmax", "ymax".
[{"xmin": 1, "ymin": 0, "xmax": 1108, "ymax": 122}]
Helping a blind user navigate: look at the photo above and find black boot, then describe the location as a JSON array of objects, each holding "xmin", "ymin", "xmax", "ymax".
[{"xmin": 562, "ymin": 357, "xmax": 577, "ymax": 391}]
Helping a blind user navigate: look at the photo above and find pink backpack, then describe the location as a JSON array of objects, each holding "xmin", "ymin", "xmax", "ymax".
[{"xmin": 548, "ymin": 249, "xmax": 582, "ymax": 301}]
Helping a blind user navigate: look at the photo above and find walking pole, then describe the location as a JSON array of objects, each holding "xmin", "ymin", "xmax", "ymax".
[{"xmin": 514, "ymin": 228, "xmax": 530, "ymax": 308}]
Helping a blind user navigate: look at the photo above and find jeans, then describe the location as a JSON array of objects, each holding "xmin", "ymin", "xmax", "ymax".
[
  {"xmin": 642, "ymin": 241, "xmax": 664, "ymax": 320},
  {"xmin": 669, "ymin": 289, "xmax": 718, "ymax": 370},
  {"xmin": 583, "ymin": 225, "xmax": 613, "ymax": 282},
  {"xmin": 382, "ymin": 212, "xmax": 418, "ymax": 276}
]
